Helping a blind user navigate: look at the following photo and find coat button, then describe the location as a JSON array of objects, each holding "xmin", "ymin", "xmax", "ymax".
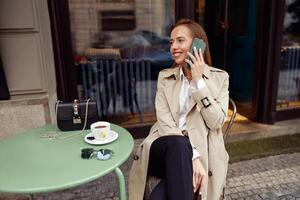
[
  {"xmin": 208, "ymin": 170, "xmax": 213, "ymax": 177},
  {"xmin": 133, "ymin": 155, "xmax": 139, "ymax": 160}
]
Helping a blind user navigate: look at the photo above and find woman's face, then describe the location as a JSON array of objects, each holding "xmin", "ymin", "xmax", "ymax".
[{"xmin": 170, "ymin": 25, "xmax": 193, "ymax": 65}]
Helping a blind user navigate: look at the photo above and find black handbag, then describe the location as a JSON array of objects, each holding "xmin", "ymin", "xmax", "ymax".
[{"xmin": 56, "ymin": 99, "xmax": 99, "ymax": 131}]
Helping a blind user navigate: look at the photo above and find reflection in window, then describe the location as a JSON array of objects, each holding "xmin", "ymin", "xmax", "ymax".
[
  {"xmin": 69, "ymin": 0, "xmax": 175, "ymax": 126},
  {"xmin": 195, "ymin": 0, "xmax": 206, "ymax": 27},
  {"xmin": 100, "ymin": 10, "xmax": 136, "ymax": 31},
  {"xmin": 277, "ymin": 0, "xmax": 300, "ymax": 110}
]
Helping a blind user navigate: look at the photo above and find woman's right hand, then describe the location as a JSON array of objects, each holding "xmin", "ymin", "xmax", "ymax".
[
  {"xmin": 185, "ymin": 47, "xmax": 205, "ymax": 82},
  {"xmin": 192, "ymin": 157, "xmax": 205, "ymax": 194}
]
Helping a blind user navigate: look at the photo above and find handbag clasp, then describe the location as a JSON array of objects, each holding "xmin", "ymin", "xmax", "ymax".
[{"xmin": 73, "ymin": 99, "xmax": 82, "ymax": 124}]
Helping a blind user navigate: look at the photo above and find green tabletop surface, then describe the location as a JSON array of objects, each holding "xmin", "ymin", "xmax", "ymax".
[{"xmin": 0, "ymin": 124, "xmax": 134, "ymax": 194}]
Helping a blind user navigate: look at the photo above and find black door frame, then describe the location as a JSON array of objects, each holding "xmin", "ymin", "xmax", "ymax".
[
  {"xmin": 48, "ymin": 0, "xmax": 77, "ymax": 101},
  {"xmin": 253, "ymin": 0, "xmax": 300, "ymax": 123}
]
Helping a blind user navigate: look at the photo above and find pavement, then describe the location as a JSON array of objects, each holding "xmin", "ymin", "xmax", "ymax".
[
  {"xmin": 1, "ymin": 146, "xmax": 299, "ymax": 200},
  {"xmin": 226, "ymin": 152, "xmax": 300, "ymax": 200},
  {"xmin": 225, "ymin": 118, "xmax": 300, "ymax": 143}
]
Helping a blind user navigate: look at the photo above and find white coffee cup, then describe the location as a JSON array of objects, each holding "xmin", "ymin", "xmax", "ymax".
[{"xmin": 90, "ymin": 121, "xmax": 111, "ymax": 140}]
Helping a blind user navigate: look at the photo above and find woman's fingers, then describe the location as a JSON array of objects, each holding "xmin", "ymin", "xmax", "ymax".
[
  {"xmin": 199, "ymin": 48, "xmax": 205, "ymax": 64},
  {"xmin": 193, "ymin": 171, "xmax": 196, "ymax": 191},
  {"xmin": 193, "ymin": 172, "xmax": 198, "ymax": 192},
  {"xmin": 187, "ymin": 52, "xmax": 197, "ymax": 64},
  {"xmin": 185, "ymin": 59, "xmax": 193, "ymax": 68},
  {"xmin": 193, "ymin": 158, "xmax": 206, "ymax": 195},
  {"xmin": 187, "ymin": 48, "xmax": 205, "ymax": 68},
  {"xmin": 193, "ymin": 47, "xmax": 201, "ymax": 63},
  {"xmin": 199, "ymin": 174, "xmax": 205, "ymax": 194},
  {"xmin": 193, "ymin": 172, "xmax": 196, "ymax": 191},
  {"xmin": 194, "ymin": 171, "xmax": 206, "ymax": 193},
  {"xmin": 193, "ymin": 171, "xmax": 202, "ymax": 192}
]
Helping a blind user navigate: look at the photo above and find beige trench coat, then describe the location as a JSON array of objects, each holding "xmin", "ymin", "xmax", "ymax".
[{"xmin": 129, "ymin": 64, "xmax": 229, "ymax": 200}]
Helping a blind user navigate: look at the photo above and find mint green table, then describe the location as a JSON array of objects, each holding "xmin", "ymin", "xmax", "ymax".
[{"xmin": 0, "ymin": 124, "xmax": 134, "ymax": 200}]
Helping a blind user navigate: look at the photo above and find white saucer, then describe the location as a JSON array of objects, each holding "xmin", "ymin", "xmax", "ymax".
[{"xmin": 84, "ymin": 130, "xmax": 118, "ymax": 145}]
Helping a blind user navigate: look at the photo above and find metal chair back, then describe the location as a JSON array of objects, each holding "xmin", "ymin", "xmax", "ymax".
[{"xmin": 223, "ymin": 98, "xmax": 237, "ymax": 141}]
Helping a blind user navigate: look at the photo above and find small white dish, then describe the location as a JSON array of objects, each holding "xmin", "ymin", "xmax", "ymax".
[{"xmin": 84, "ymin": 130, "xmax": 118, "ymax": 145}]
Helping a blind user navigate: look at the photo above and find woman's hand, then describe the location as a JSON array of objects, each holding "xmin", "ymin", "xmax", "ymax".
[
  {"xmin": 192, "ymin": 157, "xmax": 206, "ymax": 194},
  {"xmin": 185, "ymin": 47, "xmax": 205, "ymax": 82}
]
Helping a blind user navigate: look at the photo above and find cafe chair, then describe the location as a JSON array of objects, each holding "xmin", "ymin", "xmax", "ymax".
[
  {"xmin": 224, "ymin": 98, "xmax": 237, "ymax": 142},
  {"xmin": 144, "ymin": 98, "xmax": 237, "ymax": 200}
]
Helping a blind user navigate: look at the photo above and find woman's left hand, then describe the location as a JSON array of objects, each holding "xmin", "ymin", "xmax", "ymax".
[
  {"xmin": 185, "ymin": 47, "xmax": 205, "ymax": 82},
  {"xmin": 192, "ymin": 157, "xmax": 206, "ymax": 194}
]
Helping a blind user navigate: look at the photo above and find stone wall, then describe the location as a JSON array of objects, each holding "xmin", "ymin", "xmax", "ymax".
[{"xmin": 0, "ymin": 97, "xmax": 51, "ymax": 140}]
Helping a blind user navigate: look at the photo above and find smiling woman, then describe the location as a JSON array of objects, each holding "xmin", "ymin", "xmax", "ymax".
[
  {"xmin": 129, "ymin": 19, "xmax": 230, "ymax": 200},
  {"xmin": 170, "ymin": 19, "xmax": 212, "ymax": 67},
  {"xmin": 170, "ymin": 26, "xmax": 193, "ymax": 64}
]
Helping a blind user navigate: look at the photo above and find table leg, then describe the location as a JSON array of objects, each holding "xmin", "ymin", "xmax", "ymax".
[{"xmin": 114, "ymin": 167, "xmax": 126, "ymax": 200}]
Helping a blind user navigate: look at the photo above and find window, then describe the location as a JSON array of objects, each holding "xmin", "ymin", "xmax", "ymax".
[
  {"xmin": 68, "ymin": 0, "xmax": 175, "ymax": 127},
  {"xmin": 277, "ymin": 0, "xmax": 300, "ymax": 110}
]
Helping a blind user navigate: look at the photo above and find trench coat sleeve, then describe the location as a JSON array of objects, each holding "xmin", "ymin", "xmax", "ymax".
[
  {"xmin": 155, "ymin": 72, "xmax": 183, "ymax": 136},
  {"xmin": 192, "ymin": 74, "xmax": 229, "ymax": 131}
]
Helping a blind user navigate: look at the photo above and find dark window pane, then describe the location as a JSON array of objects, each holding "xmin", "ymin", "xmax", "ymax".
[
  {"xmin": 277, "ymin": 0, "xmax": 300, "ymax": 110},
  {"xmin": 68, "ymin": 0, "xmax": 175, "ymax": 127}
]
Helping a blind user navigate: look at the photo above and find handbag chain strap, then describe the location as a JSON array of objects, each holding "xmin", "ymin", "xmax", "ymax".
[
  {"xmin": 55, "ymin": 100, "xmax": 62, "ymax": 133},
  {"xmin": 81, "ymin": 98, "xmax": 90, "ymax": 132}
]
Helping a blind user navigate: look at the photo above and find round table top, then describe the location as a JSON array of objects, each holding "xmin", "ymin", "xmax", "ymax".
[{"xmin": 0, "ymin": 124, "xmax": 134, "ymax": 194}]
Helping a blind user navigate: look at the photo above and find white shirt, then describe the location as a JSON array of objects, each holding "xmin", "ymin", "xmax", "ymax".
[{"xmin": 178, "ymin": 67, "xmax": 206, "ymax": 160}]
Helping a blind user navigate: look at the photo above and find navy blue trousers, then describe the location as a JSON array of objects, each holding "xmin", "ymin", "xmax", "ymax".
[{"xmin": 148, "ymin": 136, "xmax": 193, "ymax": 200}]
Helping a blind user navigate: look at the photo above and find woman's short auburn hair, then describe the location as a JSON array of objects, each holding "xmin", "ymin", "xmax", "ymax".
[{"xmin": 170, "ymin": 19, "xmax": 212, "ymax": 66}]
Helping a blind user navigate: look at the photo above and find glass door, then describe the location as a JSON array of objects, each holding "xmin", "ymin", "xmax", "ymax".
[
  {"xmin": 227, "ymin": 0, "xmax": 257, "ymax": 117},
  {"xmin": 67, "ymin": 0, "xmax": 175, "ymax": 128},
  {"xmin": 203, "ymin": 0, "xmax": 257, "ymax": 119}
]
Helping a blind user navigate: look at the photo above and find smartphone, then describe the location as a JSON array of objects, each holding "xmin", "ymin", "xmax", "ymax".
[{"xmin": 185, "ymin": 38, "xmax": 206, "ymax": 69}]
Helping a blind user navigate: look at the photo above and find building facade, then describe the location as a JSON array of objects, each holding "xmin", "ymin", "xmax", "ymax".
[{"xmin": 0, "ymin": 0, "xmax": 299, "ymax": 138}]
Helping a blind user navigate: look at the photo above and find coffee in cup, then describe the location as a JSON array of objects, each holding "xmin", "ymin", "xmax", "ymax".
[{"xmin": 90, "ymin": 121, "xmax": 110, "ymax": 140}]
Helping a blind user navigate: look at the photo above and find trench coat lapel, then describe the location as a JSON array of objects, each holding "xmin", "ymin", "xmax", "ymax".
[
  {"xmin": 163, "ymin": 67, "xmax": 181, "ymax": 125},
  {"xmin": 186, "ymin": 96, "xmax": 196, "ymax": 116}
]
